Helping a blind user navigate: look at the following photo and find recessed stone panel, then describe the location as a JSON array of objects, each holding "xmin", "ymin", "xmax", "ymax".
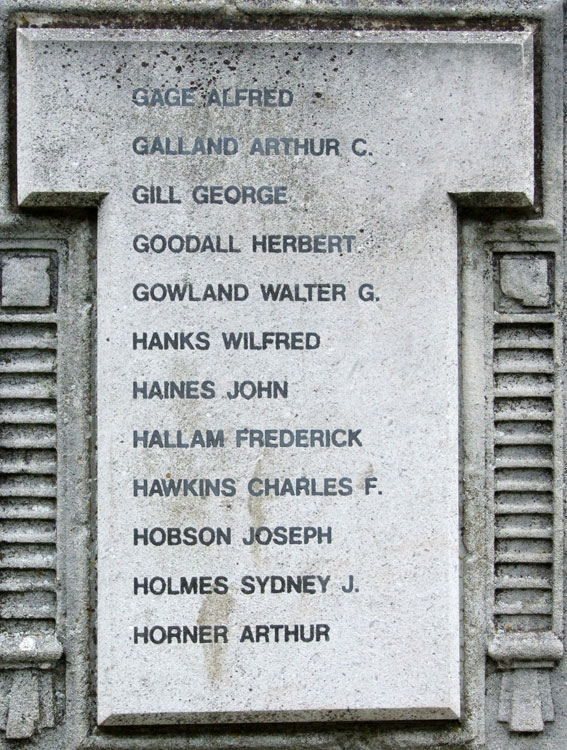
[
  {"xmin": 16, "ymin": 27, "xmax": 535, "ymax": 726},
  {"xmin": 1, "ymin": 255, "xmax": 51, "ymax": 308}
]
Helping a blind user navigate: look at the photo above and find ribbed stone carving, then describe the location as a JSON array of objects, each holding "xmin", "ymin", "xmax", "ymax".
[
  {"xmin": 0, "ymin": 250, "xmax": 62, "ymax": 739},
  {"xmin": 489, "ymin": 240, "xmax": 563, "ymax": 734}
]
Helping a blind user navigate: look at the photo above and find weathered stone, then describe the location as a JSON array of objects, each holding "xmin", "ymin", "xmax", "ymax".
[
  {"xmin": 0, "ymin": 2, "xmax": 565, "ymax": 749},
  {"xmin": 0, "ymin": 255, "xmax": 51, "ymax": 307},
  {"xmin": 16, "ymin": 26, "xmax": 536, "ymax": 725},
  {"xmin": 500, "ymin": 256, "xmax": 551, "ymax": 307}
]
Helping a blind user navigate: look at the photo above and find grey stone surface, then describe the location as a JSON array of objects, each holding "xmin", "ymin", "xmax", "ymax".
[
  {"xmin": 499, "ymin": 256, "xmax": 551, "ymax": 307},
  {"xmin": 0, "ymin": 1, "xmax": 564, "ymax": 749},
  {"xmin": 0, "ymin": 255, "xmax": 51, "ymax": 307},
  {"xmin": 17, "ymin": 25, "xmax": 536, "ymax": 727}
]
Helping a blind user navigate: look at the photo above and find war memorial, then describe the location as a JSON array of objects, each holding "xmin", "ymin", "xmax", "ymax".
[{"xmin": 0, "ymin": 1, "xmax": 565, "ymax": 748}]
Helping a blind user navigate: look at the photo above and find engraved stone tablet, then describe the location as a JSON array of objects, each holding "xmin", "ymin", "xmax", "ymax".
[{"xmin": 16, "ymin": 28, "xmax": 535, "ymax": 725}]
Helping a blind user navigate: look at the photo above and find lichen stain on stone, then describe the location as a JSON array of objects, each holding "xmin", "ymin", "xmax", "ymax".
[
  {"xmin": 247, "ymin": 451, "xmax": 268, "ymax": 562},
  {"xmin": 197, "ymin": 593, "xmax": 234, "ymax": 684},
  {"xmin": 357, "ymin": 463, "xmax": 374, "ymax": 490}
]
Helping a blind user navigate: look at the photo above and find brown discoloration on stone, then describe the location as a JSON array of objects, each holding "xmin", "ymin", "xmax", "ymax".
[{"xmin": 197, "ymin": 593, "xmax": 235, "ymax": 684}]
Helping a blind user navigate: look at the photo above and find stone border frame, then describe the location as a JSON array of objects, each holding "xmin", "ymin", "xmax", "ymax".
[{"xmin": 0, "ymin": 1, "xmax": 563, "ymax": 748}]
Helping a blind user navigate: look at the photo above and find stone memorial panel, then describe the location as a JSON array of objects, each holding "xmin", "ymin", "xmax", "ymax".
[{"xmin": 16, "ymin": 27, "xmax": 535, "ymax": 725}]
